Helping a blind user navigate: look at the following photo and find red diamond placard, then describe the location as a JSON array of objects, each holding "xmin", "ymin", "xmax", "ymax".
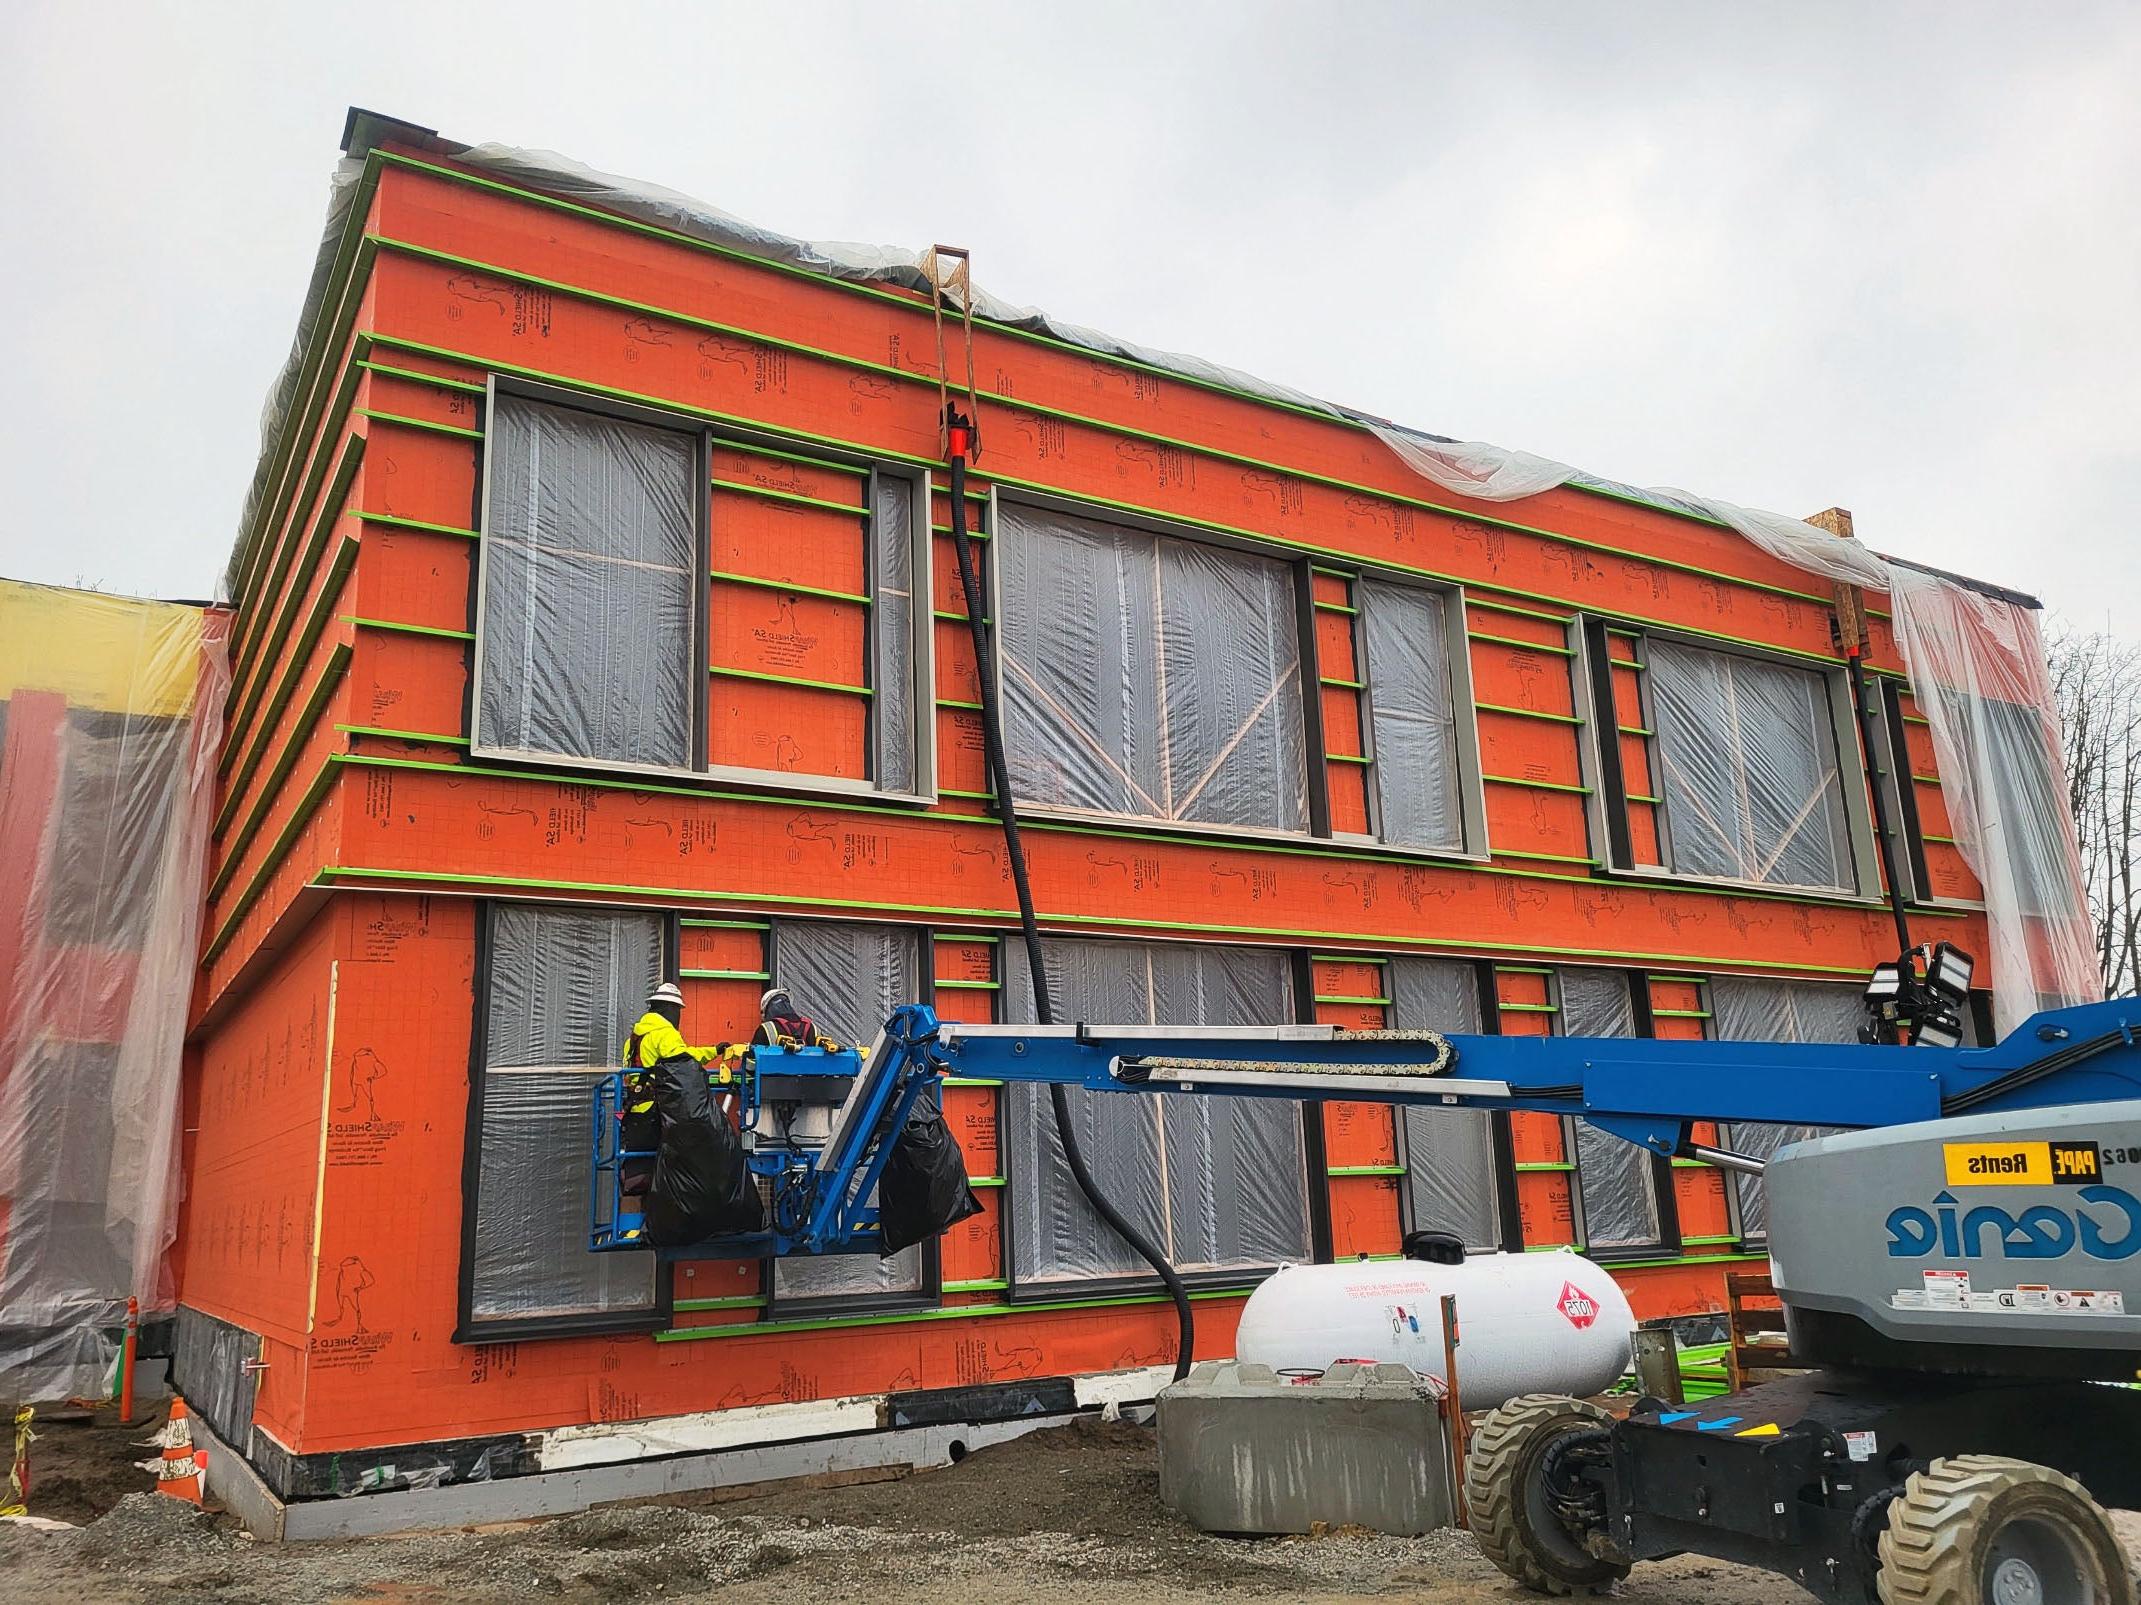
[{"xmin": 1557, "ymin": 1281, "xmax": 1600, "ymax": 1330}]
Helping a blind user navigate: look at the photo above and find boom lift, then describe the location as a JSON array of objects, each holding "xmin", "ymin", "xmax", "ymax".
[{"xmin": 594, "ymin": 990, "xmax": 2141, "ymax": 1604}]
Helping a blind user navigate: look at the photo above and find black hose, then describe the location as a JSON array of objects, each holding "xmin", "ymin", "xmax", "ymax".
[{"xmin": 942, "ymin": 408, "xmax": 1196, "ymax": 1382}]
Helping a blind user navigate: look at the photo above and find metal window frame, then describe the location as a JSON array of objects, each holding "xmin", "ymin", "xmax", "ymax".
[
  {"xmin": 1334, "ymin": 573, "xmax": 1491, "ymax": 861},
  {"xmin": 986, "ymin": 485, "xmax": 1488, "ymax": 860},
  {"xmin": 1578, "ymin": 617, "xmax": 1884, "ymax": 902},
  {"xmin": 1390, "ymin": 955, "xmax": 1519, "ymax": 1254},
  {"xmin": 468, "ymin": 375, "xmax": 937, "ymax": 804},
  {"xmin": 455, "ymin": 898, "xmax": 674, "ymax": 1343},
  {"xmin": 470, "ymin": 376, "xmax": 712, "ymax": 782},
  {"xmin": 1552, "ymin": 964, "xmax": 1675, "ymax": 1262}
]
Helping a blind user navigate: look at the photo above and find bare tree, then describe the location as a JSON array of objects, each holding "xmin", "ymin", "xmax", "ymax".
[{"xmin": 2047, "ymin": 624, "xmax": 2141, "ymax": 996}]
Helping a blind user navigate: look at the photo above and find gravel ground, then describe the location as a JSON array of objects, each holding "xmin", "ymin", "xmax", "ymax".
[{"xmin": 3, "ymin": 1417, "xmax": 2137, "ymax": 1604}]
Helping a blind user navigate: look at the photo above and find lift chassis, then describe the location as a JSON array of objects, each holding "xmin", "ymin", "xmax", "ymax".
[{"xmin": 596, "ymin": 999, "xmax": 2141, "ymax": 1602}]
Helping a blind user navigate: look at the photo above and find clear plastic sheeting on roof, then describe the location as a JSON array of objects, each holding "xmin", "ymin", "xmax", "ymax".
[
  {"xmin": 1364, "ymin": 420, "xmax": 2082, "ymax": 1029},
  {"xmin": 1887, "ymin": 565, "xmax": 2102, "ymax": 1025},
  {"xmin": 0, "ymin": 580, "xmax": 227, "ymax": 1402}
]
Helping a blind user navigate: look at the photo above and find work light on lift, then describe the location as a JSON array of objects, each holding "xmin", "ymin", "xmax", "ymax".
[{"xmin": 1860, "ymin": 941, "xmax": 1974, "ymax": 1048}]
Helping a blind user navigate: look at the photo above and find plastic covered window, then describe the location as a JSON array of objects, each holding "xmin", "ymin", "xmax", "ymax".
[
  {"xmin": 1391, "ymin": 958, "xmax": 1497, "ymax": 1248},
  {"xmin": 1557, "ymin": 968, "xmax": 1660, "ymax": 1252},
  {"xmin": 467, "ymin": 904, "xmax": 663, "ymax": 1326},
  {"xmin": 869, "ymin": 473, "xmax": 919, "ymax": 795},
  {"xmin": 1711, "ymin": 977, "xmax": 1863, "ymax": 1238},
  {"xmin": 767, "ymin": 919, "xmax": 928, "ymax": 1303},
  {"xmin": 996, "ymin": 503, "xmax": 1309, "ymax": 832},
  {"xmin": 1003, "ymin": 937, "xmax": 1310, "ymax": 1287},
  {"xmin": 477, "ymin": 393, "xmax": 700, "ymax": 769},
  {"xmin": 1358, "ymin": 581, "xmax": 1464, "ymax": 850},
  {"xmin": 1646, "ymin": 638, "xmax": 1855, "ymax": 892}
]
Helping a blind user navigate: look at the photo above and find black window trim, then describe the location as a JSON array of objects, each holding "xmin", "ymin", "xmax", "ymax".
[
  {"xmin": 456, "ymin": 897, "xmax": 677, "ymax": 1344},
  {"xmin": 467, "ymin": 374, "xmax": 938, "ymax": 804},
  {"xmin": 1576, "ymin": 615, "xmax": 1885, "ymax": 904}
]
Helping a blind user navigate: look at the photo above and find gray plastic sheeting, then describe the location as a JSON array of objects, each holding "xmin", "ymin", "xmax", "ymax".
[
  {"xmin": 1711, "ymin": 977, "xmax": 1864, "ymax": 1238},
  {"xmin": 996, "ymin": 502, "xmax": 1308, "ymax": 832},
  {"xmin": 1391, "ymin": 958, "xmax": 1496, "ymax": 1249},
  {"xmin": 476, "ymin": 394, "xmax": 700, "ymax": 769},
  {"xmin": 1646, "ymin": 638, "xmax": 1854, "ymax": 893},
  {"xmin": 768, "ymin": 920, "xmax": 926, "ymax": 1301},
  {"xmin": 1358, "ymin": 581, "xmax": 1464, "ymax": 851},
  {"xmin": 1557, "ymin": 969, "xmax": 1657, "ymax": 1252},
  {"xmin": 469, "ymin": 905, "xmax": 662, "ymax": 1322},
  {"xmin": 1003, "ymin": 937, "xmax": 1309, "ymax": 1286}
]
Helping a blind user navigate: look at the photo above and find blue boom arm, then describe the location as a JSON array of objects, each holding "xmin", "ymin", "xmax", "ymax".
[{"xmin": 592, "ymin": 996, "xmax": 2141, "ymax": 1262}]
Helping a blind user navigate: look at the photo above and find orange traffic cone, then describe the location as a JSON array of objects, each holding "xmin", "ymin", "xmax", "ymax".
[{"xmin": 152, "ymin": 1399, "xmax": 202, "ymax": 1503}]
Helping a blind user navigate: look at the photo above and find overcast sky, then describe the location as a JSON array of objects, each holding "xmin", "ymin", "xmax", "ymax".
[{"xmin": 3, "ymin": 3, "xmax": 2135, "ymax": 634}]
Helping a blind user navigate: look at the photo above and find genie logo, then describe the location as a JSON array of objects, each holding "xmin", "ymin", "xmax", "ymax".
[{"xmin": 1886, "ymin": 1186, "xmax": 2141, "ymax": 1261}]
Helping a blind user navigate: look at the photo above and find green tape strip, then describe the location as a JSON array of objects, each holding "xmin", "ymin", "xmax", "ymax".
[
  {"xmin": 1470, "ymin": 632, "xmax": 1576, "ymax": 657},
  {"xmin": 934, "ymin": 978, "xmax": 1001, "ymax": 991},
  {"xmin": 306, "ymin": 851, "xmax": 1894, "ymax": 979},
  {"xmin": 1310, "ymin": 953, "xmax": 1389, "ymax": 965},
  {"xmin": 711, "ymin": 570, "xmax": 871, "ymax": 607},
  {"xmin": 680, "ymin": 917, "xmax": 772, "ymax": 930},
  {"xmin": 710, "ymin": 664, "xmax": 871, "ymax": 698},
  {"xmin": 1485, "ymin": 774, "xmax": 1593, "ymax": 796},
  {"xmin": 1327, "ymin": 1165, "xmax": 1404, "ymax": 1177},
  {"xmin": 355, "ymin": 405, "xmax": 483, "ymax": 440},
  {"xmin": 1476, "ymin": 702, "xmax": 1583, "ymax": 726},
  {"xmin": 680, "ymin": 968, "xmax": 770, "ymax": 981},
  {"xmin": 712, "ymin": 476, "xmax": 867, "ymax": 518},
  {"xmin": 346, "ymin": 615, "xmax": 476, "ymax": 641},
  {"xmin": 1314, "ymin": 993, "xmax": 1391, "ymax": 1006},
  {"xmin": 672, "ymin": 1295, "xmax": 769, "ymax": 1312},
  {"xmin": 356, "ymin": 511, "xmax": 480, "ymax": 540},
  {"xmin": 1516, "ymin": 1161, "xmax": 1575, "ymax": 1172},
  {"xmin": 941, "ymin": 1279, "xmax": 1010, "ymax": 1294}
]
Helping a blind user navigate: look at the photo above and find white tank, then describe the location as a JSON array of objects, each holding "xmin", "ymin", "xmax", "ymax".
[{"xmin": 1234, "ymin": 1250, "xmax": 1637, "ymax": 1408}]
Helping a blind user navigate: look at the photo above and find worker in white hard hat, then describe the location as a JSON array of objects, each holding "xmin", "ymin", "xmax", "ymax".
[
  {"xmin": 616, "ymin": 982, "xmax": 745, "ymax": 1192},
  {"xmin": 754, "ymin": 987, "xmax": 829, "ymax": 1050}
]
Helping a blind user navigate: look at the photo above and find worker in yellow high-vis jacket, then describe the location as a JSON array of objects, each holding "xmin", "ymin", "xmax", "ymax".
[{"xmin": 617, "ymin": 982, "xmax": 744, "ymax": 1198}]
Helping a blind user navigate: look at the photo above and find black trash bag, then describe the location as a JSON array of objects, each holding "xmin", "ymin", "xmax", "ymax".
[
  {"xmin": 643, "ymin": 1056, "xmax": 763, "ymax": 1244},
  {"xmin": 877, "ymin": 1113, "xmax": 983, "ymax": 1256}
]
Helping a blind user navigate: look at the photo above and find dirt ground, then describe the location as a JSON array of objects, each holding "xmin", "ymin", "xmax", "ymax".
[{"xmin": 4, "ymin": 1414, "xmax": 2139, "ymax": 1604}]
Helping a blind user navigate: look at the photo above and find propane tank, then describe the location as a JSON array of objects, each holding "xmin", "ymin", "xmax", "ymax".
[{"xmin": 1233, "ymin": 1242, "xmax": 1637, "ymax": 1407}]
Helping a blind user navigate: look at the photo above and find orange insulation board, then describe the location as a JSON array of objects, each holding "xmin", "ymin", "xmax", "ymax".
[{"xmin": 185, "ymin": 146, "xmax": 1997, "ymax": 1456}]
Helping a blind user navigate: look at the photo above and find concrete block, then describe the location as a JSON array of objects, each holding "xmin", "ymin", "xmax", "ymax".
[{"xmin": 1156, "ymin": 1360, "xmax": 1453, "ymax": 1536}]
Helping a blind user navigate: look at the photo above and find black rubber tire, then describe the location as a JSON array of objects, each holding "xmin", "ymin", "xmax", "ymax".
[
  {"xmin": 1876, "ymin": 1454, "xmax": 2134, "ymax": 1605},
  {"xmin": 1463, "ymin": 1392, "xmax": 1632, "ymax": 1596}
]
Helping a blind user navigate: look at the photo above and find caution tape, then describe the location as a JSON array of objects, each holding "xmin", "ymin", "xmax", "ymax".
[{"xmin": 2, "ymin": 1404, "xmax": 34, "ymax": 1517}]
